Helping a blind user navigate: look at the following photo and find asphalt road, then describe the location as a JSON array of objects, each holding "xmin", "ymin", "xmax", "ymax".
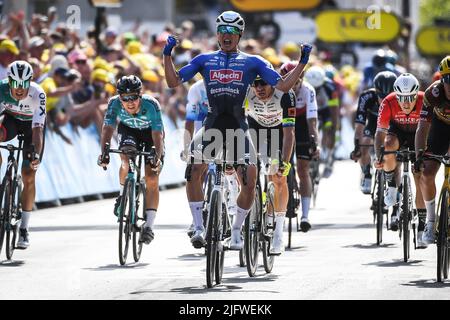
[{"xmin": 0, "ymin": 160, "xmax": 449, "ymax": 300}]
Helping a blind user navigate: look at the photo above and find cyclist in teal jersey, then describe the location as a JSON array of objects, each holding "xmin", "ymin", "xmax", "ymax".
[
  {"xmin": 0, "ymin": 61, "xmax": 46, "ymax": 249},
  {"xmin": 98, "ymin": 75, "xmax": 164, "ymax": 245}
]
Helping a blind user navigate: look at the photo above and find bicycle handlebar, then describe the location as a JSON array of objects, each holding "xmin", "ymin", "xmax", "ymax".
[{"xmin": 101, "ymin": 142, "xmax": 157, "ymax": 171}]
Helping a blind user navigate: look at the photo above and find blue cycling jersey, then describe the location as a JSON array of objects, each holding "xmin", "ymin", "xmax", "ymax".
[
  {"xmin": 104, "ymin": 94, "xmax": 163, "ymax": 131},
  {"xmin": 178, "ymin": 50, "xmax": 281, "ymax": 130}
]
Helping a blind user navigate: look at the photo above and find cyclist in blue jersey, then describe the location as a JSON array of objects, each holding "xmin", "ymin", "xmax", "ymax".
[
  {"xmin": 98, "ymin": 75, "xmax": 164, "ymax": 245},
  {"xmin": 163, "ymin": 10, "xmax": 312, "ymax": 250}
]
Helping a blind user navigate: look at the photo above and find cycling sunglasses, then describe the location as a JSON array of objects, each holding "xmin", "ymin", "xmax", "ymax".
[
  {"xmin": 217, "ymin": 25, "xmax": 241, "ymax": 35},
  {"xmin": 396, "ymin": 94, "xmax": 417, "ymax": 103},
  {"xmin": 9, "ymin": 79, "xmax": 30, "ymax": 89},
  {"xmin": 120, "ymin": 94, "xmax": 140, "ymax": 102},
  {"xmin": 443, "ymin": 74, "xmax": 450, "ymax": 84},
  {"xmin": 253, "ymin": 79, "xmax": 268, "ymax": 87}
]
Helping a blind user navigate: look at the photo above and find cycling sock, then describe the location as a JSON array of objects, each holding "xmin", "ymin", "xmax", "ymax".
[
  {"xmin": 145, "ymin": 209, "xmax": 157, "ymax": 228},
  {"xmin": 417, "ymin": 209, "xmax": 427, "ymax": 231},
  {"xmin": 274, "ymin": 214, "xmax": 285, "ymax": 236},
  {"xmin": 301, "ymin": 197, "xmax": 311, "ymax": 219},
  {"xmin": 189, "ymin": 201, "xmax": 204, "ymax": 230},
  {"xmin": 20, "ymin": 211, "xmax": 31, "ymax": 230},
  {"xmin": 425, "ymin": 199, "xmax": 436, "ymax": 222},
  {"xmin": 119, "ymin": 184, "xmax": 124, "ymax": 196},
  {"xmin": 384, "ymin": 170, "xmax": 396, "ymax": 187},
  {"xmin": 232, "ymin": 206, "xmax": 249, "ymax": 230},
  {"xmin": 361, "ymin": 164, "xmax": 371, "ymax": 177}
]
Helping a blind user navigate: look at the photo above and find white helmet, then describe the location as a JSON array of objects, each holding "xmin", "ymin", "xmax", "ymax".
[
  {"xmin": 7, "ymin": 60, "xmax": 33, "ymax": 88},
  {"xmin": 216, "ymin": 11, "xmax": 245, "ymax": 32},
  {"xmin": 393, "ymin": 73, "xmax": 419, "ymax": 96},
  {"xmin": 305, "ymin": 66, "xmax": 326, "ymax": 88}
]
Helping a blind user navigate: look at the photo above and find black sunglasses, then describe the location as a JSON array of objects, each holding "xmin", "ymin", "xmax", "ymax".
[
  {"xmin": 253, "ymin": 79, "xmax": 268, "ymax": 87},
  {"xmin": 120, "ymin": 94, "xmax": 140, "ymax": 102},
  {"xmin": 443, "ymin": 74, "xmax": 450, "ymax": 84}
]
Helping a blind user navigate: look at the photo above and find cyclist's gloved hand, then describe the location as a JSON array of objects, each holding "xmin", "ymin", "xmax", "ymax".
[
  {"xmin": 163, "ymin": 35, "xmax": 178, "ymax": 56},
  {"xmin": 149, "ymin": 157, "xmax": 162, "ymax": 172},
  {"xmin": 299, "ymin": 43, "xmax": 313, "ymax": 64},
  {"xmin": 278, "ymin": 161, "xmax": 292, "ymax": 177},
  {"xmin": 414, "ymin": 156, "xmax": 425, "ymax": 173},
  {"xmin": 350, "ymin": 149, "xmax": 362, "ymax": 162},
  {"xmin": 97, "ymin": 153, "xmax": 110, "ymax": 168},
  {"xmin": 30, "ymin": 154, "xmax": 40, "ymax": 171}
]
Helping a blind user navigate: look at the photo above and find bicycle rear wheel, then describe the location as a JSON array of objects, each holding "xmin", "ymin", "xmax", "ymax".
[
  {"xmin": 0, "ymin": 176, "xmax": 10, "ymax": 257},
  {"xmin": 245, "ymin": 183, "xmax": 261, "ymax": 277},
  {"xmin": 118, "ymin": 181, "xmax": 132, "ymax": 265},
  {"xmin": 133, "ymin": 182, "xmax": 145, "ymax": 263},
  {"xmin": 437, "ymin": 189, "xmax": 448, "ymax": 282},
  {"xmin": 376, "ymin": 171, "xmax": 384, "ymax": 245},
  {"xmin": 402, "ymin": 176, "xmax": 411, "ymax": 262},
  {"xmin": 262, "ymin": 182, "xmax": 275, "ymax": 274},
  {"xmin": 206, "ymin": 190, "xmax": 219, "ymax": 288},
  {"xmin": 6, "ymin": 178, "xmax": 20, "ymax": 260}
]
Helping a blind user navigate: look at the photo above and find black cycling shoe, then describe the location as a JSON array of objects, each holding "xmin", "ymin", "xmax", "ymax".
[
  {"xmin": 114, "ymin": 196, "xmax": 122, "ymax": 217},
  {"xmin": 140, "ymin": 226, "xmax": 154, "ymax": 245},
  {"xmin": 300, "ymin": 218, "xmax": 311, "ymax": 233},
  {"xmin": 390, "ymin": 215, "xmax": 399, "ymax": 231}
]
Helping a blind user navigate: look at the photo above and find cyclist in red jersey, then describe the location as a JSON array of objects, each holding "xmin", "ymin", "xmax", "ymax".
[{"xmin": 374, "ymin": 73, "xmax": 427, "ymax": 247}]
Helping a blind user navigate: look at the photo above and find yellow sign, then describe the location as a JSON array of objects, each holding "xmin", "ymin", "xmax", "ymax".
[
  {"xmin": 316, "ymin": 10, "xmax": 400, "ymax": 43},
  {"xmin": 416, "ymin": 26, "xmax": 450, "ymax": 56},
  {"xmin": 89, "ymin": 0, "xmax": 123, "ymax": 7},
  {"xmin": 230, "ymin": 0, "xmax": 322, "ymax": 12}
]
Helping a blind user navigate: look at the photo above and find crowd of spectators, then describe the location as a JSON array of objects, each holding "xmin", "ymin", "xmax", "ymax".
[{"xmin": 1, "ymin": 6, "xmax": 417, "ymax": 145}]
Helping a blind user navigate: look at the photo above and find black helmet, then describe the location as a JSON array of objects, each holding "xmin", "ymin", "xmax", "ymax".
[
  {"xmin": 373, "ymin": 71, "xmax": 397, "ymax": 99},
  {"xmin": 372, "ymin": 49, "xmax": 387, "ymax": 68},
  {"xmin": 116, "ymin": 75, "xmax": 142, "ymax": 94}
]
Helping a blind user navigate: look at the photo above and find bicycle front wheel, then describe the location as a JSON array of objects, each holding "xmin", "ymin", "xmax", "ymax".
[
  {"xmin": 402, "ymin": 177, "xmax": 411, "ymax": 262},
  {"xmin": 118, "ymin": 181, "xmax": 132, "ymax": 265},
  {"xmin": 206, "ymin": 190, "xmax": 219, "ymax": 288},
  {"xmin": 133, "ymin": 182, "xmax": 145, "ymax": 263},
  {"xmin": 0, "ymin": 176, "xmax": 10, "ymax": 257},
  {"xmin": 262, "ymin": 182, "xmax": 275, "ymax": 274},
  {"xmin": 437, "ymin": 189, "xmax": 449, "ymax": 282},
  {"xmin": 245, "ymin": 183, "xmax": 261, "ymax": 277},
  {"xmin": 376, "ymin": 171, "xmax": 384, "ymax": 245},
  {"xmin": 6, "ymin": 178, "xmax": 21, "ymax": 260}
]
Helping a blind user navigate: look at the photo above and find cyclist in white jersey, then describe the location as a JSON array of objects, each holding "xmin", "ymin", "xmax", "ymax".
[
  {"xmin": 245, "ymin": 76, "xmax": 296, "ymax": 254},
  {"xmin": 280, "ymin": 61, "xmax": 320, "ymax": 232},
  {"xmin": 0, "ymin": 61, "xmax": 46, "ymax": 249}
]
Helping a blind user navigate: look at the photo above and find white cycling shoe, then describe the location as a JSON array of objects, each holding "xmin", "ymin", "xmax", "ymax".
[
  {"xmin": 384, "ymin": 187, "xmax": 398, "ymax": 207},
  {"xmin": 270, "ymin": 234, "xmax": 284, "ymax": 255},
  {"xmin": 422, "ymin": 222, "xmax": 436, "ymax": 245},
  {"xmin": 228, "ymin": 228, "xmax": 243, "ymax": 250},
  {"xmin": 416, "ymin": 231, "xmax": 428, "ymax": 249},
  {"xmin": 360, "ymin": 175, "xmax": 372, "ymax": 195}
]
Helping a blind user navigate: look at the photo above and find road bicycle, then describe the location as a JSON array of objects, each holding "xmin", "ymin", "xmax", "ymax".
[
  {"xmin": 380, "ymin": 146, "xmax": 418, "ymax": 262},
  {"xmin": 420, "ymin": 153, "xmax": 450, "ymax": 282},
  {"xmin": 0, "ymin": 134, "xmax": 29, "ymax": 260},
  {"xmin": 244, "ymin": 154, "xmax": 278, "ymax": 276},
  {"xmin": 101, "ymin": 142, "xmax": 156, "ymax": 266}
]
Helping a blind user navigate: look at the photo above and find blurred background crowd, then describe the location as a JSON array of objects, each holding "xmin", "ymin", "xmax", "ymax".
[{"xmin": 0, "ymin": 0, "xmax": 447, "ymax": 145}]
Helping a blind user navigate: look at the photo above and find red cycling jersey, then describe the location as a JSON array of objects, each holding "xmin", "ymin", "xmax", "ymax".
[{"xmin": 377, "ymin": 91, "xmax": 424, "ymax": 133}]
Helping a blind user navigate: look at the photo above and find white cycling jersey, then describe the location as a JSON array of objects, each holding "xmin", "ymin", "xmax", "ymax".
[
  {"xmin": 0, "ymin": 80, "xmax": 46, "ymax": 128},
  {"xmin": 185, "ymin": 79, "xmax": 209, "ymax": 133},
  {"xmin": 245, "ymin": 88, "xmax": 296, "ymax": 127},
  {"xmin": 294, "ymin": 81, "xmax": 318, "ymax": 119}
]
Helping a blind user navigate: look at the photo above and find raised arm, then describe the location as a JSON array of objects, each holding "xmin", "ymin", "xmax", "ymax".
[{"xmin": 275, "ymin": 44, "xmax": 312, "ymax": 93}]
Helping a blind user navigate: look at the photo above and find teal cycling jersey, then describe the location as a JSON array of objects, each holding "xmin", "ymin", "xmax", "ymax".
[{"xmin": 104, "ymin": 94, "xmax": 163, "ymax": 131}]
